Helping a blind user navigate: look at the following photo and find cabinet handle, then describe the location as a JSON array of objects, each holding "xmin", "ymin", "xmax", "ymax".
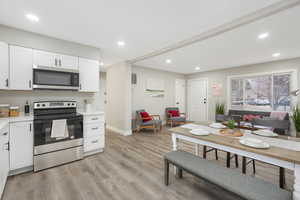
[
  {"xmin": 91, "ymin": 118, "xmax": 98, "ymax": 120},
  {"xmin": 2, "ymin": 132, "xmax": 8, "ymax": 136},
  {"xmin": 55, "ymin": 58, "xmax": 58, "ymax": 66},
  {"xmin": 91, "ymin": 140, "xmax": 98, "ymax": 144},
  {"xmin": 92, "ymin": 127, "xmax": 98, "ymax": 130},
  {"xmin": 29, "ymin": 80, "xmax": 32, "ymax": 88},
  {"xmin": 5, "ymin": 78, "xmax": 8, "ymax": 87},
  {"xmin": 80, "ymin": 84, "xmax": 82, "ymax": 90},
  {"xmin": 29, "ymin": 123, "xmax": 32, "ymax": 132},
  {"xmin": 59, "ymin": 59, "xmax": 62, "ymax": 66}
]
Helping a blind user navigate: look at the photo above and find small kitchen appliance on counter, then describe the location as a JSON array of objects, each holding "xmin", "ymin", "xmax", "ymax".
[{"xmin": 33, "ymin": 101, "xmax": 83, "ymax": 172}]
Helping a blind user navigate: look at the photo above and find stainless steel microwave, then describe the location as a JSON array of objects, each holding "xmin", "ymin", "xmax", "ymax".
[{"xmin": 33, "ymin": 66, "xmax": 79, "ymax": 90}]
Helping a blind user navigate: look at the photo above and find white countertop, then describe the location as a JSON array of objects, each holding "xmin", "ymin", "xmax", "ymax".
[
  {"xmin": 0, "ymin": 119, "xmax": 9, "ymax": 130},
  {"xmin": 0, "ymin": 113, "xmax": 33, "ymax": 122},
  {"xmin": 78, "ymin": 111, "xmax": 105, "ymax": 116}
]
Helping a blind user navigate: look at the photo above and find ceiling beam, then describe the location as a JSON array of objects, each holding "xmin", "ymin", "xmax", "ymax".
[{"xmin": 129, "ymin": 0, "xmax": 300, "ymax": 63}]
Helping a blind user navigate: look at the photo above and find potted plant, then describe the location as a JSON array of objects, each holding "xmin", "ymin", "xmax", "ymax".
[
  {"xmin": 292, "ymin": 106, "xmax": 300, "ymax": 138},
  {"xmin": 215, "ymin": 103, "xmax": 226, "ymax": 122}
]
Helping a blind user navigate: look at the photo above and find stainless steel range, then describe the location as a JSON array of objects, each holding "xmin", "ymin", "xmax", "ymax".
[{"xmin": 33, "ymin": 101, "xmax": 83, "ymax": 172}]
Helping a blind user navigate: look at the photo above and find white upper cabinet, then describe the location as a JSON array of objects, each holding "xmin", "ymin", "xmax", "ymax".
[
  {"xmin": 0, "ymin": 42, "xmax": 9, "ymax": 89},
  {"xmin": 79, "ymin": 58, "xmax": 99, "ymax": 92},
  {"xmin": 34, "ymin": 50, "xmax": 78, "ymax": 70},
  {"xmin": 9, "ymin": 45, "xmax": 33, "ymax": 90},
  {"xmin": 58, "ymin": 54, "xmax": 78, "ymax": 70},
  {"xmin": 33, "ymin": 49, "xmax": 57, "ymax": 68},
  {"xmin": 9, "ymin": 121, "xmax": 33, "ymax": 171}
]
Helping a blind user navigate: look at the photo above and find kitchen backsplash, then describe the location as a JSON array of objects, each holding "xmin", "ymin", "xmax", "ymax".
[{"xmin": 0, "ymin": 90, "xmax": 102, "ymax": 113}]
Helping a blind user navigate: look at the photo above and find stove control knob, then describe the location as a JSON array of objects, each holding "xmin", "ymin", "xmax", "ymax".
[
  {"xmin": 42, "ymin": 104, "xmax": 46, "ymax": 107},
  {"xmin": 67, "ymin": 103, "xmax": 70, "ymax": 106},
  {"xmin": 36, "ymin": 104, "xmax": 40, "ymax": 107}
]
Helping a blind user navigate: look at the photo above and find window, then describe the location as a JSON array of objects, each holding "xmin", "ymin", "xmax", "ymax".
[{"xmin": 230, "ymin": 73, "xmax": 291, "ymax": 111}]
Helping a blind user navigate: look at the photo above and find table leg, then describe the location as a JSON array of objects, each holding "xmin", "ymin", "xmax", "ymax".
[
  {"xmin": 294, "ymin": 164, "xmax": 300, "ymax": 200},
  {"xmin": 195, "ymin": 144, "xmax": 199, "ymax": 156},
  {"xmin": 172, "ymin": 133, "xmax": 178, "ymax": 175}
]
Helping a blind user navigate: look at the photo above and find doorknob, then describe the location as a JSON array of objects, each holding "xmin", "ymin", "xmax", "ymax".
[{"xmin": 176, "ymin": 102, "xmax": 179, "ymax": 105}]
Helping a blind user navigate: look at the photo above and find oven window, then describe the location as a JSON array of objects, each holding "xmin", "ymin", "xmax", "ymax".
[
  {"xmin": 34, "ymin": 70, "xmax": 73, "ymax": 86},
  {"xmin": 34, "ymin": 118, "xmax": 83, "ymax": 146}
]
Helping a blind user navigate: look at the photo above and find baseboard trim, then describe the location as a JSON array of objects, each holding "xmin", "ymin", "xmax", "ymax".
[{"xmin": 106, "ymin": 125, "xmax": 132, "ymax": 136}]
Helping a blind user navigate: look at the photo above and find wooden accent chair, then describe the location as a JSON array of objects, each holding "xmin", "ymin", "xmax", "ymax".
[
  {"xmin": 136, "ymin": 109, "xmax": 162, "ymax": 133},
  {"xmin": 165, "ymin": 107, "xmax": 186, "ymax": 127}
]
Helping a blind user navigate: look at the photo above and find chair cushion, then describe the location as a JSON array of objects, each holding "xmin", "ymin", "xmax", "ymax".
[
  {"xmin": 140, "ymin": 112, "xmax": 152, "ymax": 122},
  {"xmin": 170, "ymin": 117, "xmax": 185, "ymax": 122},
  {"xmin": 168, "ymin": 110, "xmax": 180, "ymax": 117},
  {"xmin": 142, "ymin": 120, "xmax": 162, "ymax": 126},
  {"xmin": 165, "ymin": 151, "xmax": 291, "ymax": 200}
]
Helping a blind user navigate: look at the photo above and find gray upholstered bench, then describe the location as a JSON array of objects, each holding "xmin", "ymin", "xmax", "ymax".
[{"xmin": 164, "ymin": 150, "xmax": 292, "ymax": 200}]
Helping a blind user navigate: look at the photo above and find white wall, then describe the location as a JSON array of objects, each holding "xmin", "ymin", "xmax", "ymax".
[
  {"xmin": 0, "ymin": 25, "xmax": 104, "ymax": 112},
  {"xmin": 132, "ymin": 66, "xmax": 185, "ymax": 123},
  {"xmin": 185, "ymin": 57, "xmax": 300, "ymax": 121},
  {"xmin": 106, "ymin": 62, "xmax": 132, "ymax": 135}
]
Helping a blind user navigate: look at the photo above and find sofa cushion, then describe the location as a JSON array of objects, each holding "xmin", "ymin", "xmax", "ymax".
[{"xmin": 170, "ymin": 117, "xmax": 185, "ymax": 122}]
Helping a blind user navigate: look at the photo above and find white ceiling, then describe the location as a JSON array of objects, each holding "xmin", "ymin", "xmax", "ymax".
[
  {"xmin": 0, "ymin": 0, "xmax": 282, "ymax": 69},
  {"xmin": 136, "ymin": 5, "xmax": 300, "ymax": 74}
]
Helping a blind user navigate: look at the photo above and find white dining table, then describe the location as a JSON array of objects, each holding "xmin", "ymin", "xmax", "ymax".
[{"xmin": 169, "ymin": 123, "xmax": 300, "ymax": 200}]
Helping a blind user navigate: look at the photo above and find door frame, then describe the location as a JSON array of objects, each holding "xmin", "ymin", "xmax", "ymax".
[
  {"xmin": 175, "ymin": 78, "xmax": 186, "ymax": 113},
  {"xmin": 187, "ymin": 78, "xmax": 209, "ymax": 121}
]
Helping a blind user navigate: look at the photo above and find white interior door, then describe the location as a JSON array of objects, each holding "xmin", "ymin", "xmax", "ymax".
[
  {"xmin": 175, "ymin": 79, "xmax": 186, "ymax": 113},
  {"xmin": 188, "ymin": 79, "xmax": 208, "ymax": 122}
]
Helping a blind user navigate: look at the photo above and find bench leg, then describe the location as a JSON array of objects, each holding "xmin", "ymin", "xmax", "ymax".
[
  {"xmin": 280, "ymin": 167, "xmax": 285, "ymax": 189},
  {"xmin": 164, "ymin": 159, "xmax": 169, "ymax": 186},
  {"xmin": 242, "ymin": 156, "xmax": 246, "ymax": 174},
  {"xmin": 177, "ymin": 168, "xmax": 183, "ymax": 179},
  {"xmin": 226, "ymin": 152, "xmax": 231, "ymax": 168}
]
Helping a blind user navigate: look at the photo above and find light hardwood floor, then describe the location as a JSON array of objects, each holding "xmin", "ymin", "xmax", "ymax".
[{"xmin": 2, "ymin": 127, "xmax": 293, "ymax": 200}]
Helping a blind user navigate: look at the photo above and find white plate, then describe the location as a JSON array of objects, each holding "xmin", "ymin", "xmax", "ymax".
[
  {"xmin": 240, "ymin": 138, "xmax": 270, "ymax": 149},
  {"xmin": 253, "ymin": 130, "xmax": 278, "ymax": 137},
  {"xmin": 209, "ymin": 123, "xmax": 226, "ymax": 129},
  {"xmin": 190, "ymin": 129, "xmax": 210, "ymax": 136}
]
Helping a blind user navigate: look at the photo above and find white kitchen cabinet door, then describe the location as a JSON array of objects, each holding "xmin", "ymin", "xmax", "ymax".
[
  {"xmin": 0, "ymin": 125, "xmax": 9, "ymax": 197},
  {"xmin": 79, "ymin": 58, "xmax": 99, "ymax": 92},
  {"xmin": 0, "ymin": 42, "xmax": 9, "ymax": 89},
  {"xmin": 9, "ymin": 121, "xmax": 33, "ymax": 171},
  {"xmin": 33, "ymin": 49, "xmax": 58, "ymax": 68},
  {"xmin": 10, "ymin": 46, "xmax": 33, "ymax": 90},
  {"xmin": 59, "ymin": 54, "xmax": 78, "ymax": 70}
]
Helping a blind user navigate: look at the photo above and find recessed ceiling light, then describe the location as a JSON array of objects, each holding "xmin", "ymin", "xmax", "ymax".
[
  {"xmin": 195, "ymin": 66, "xmax": 201, "ymax": 71},
  {"xmin": 272, "ymin": 52, "xmax": 281, "ymax": 57},
  {"xmin": 258, "ymin": 32, "xmax": 269, "ymax": 39},
  {"xmin": 25, "ymin": 13, "xmax": 39, "ymax": 22},
  {"xmin": 117, "ymin": 41, "xmax": 125, "ymax": 47},
  {"xmin": 99, "ymin": 62, "xmax": 104, "ymax": 66},
  {"xmin": 165, "ymin": 59, "xmax": 172, "ymax": 64}
]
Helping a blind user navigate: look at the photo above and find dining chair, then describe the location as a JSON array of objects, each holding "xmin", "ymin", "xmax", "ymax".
[
  {"xmin": 204, "ymin": 115, "xmax": 239, "ymax": 168},
  {"xmin": 245, "ymin": 118, "xmax": 290, "ymax": 188},
  {"xmin": 136, "ymin": 109, "xmax": 162, "ymax": 133}
]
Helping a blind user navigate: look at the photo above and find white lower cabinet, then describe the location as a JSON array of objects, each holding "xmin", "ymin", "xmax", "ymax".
[
  {"xmin": 9, "ymin": 121, "xmax": 33, "ymax": 171},
  {"xmin": 0, "ymin": 124, "xmax": 9, "ymax": 197},
  {"xmin": 83, "ymin": 113, "xmax": 105, "ymax": 155}
]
